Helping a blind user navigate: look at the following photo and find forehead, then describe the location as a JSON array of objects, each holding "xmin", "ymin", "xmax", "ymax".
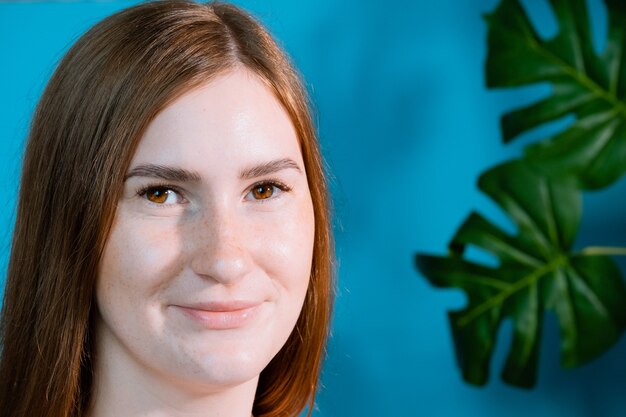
[{"xmin": 130, "ymin": 68, "xmax": 302, "ymax": 172}]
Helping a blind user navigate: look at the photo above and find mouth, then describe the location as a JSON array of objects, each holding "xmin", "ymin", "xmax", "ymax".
[{"xmin": 171, "ymin": 301, "xmax": 263, "ymax": 330}]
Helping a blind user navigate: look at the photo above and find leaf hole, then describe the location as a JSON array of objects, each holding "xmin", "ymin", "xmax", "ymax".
[
  {"xmin": 587, "ymin": 0, "xmax": 608, "ymax": 55},
  {"xmin": 465, "ymin": 245, "xmax": 501, "ymax": 269},
  {"xmin": 478, "ymin": 194, "xmax": 518, "ymax": 236},
  {"xmin": 577, "ymin": 173, "xmax": 626, "ymax": 252},
  {"xmin": 491, "ymin": 317, "xmax": 515, "ymax": 381},
  {"xmin": 538, "ymin": 312, "xmax": 562, "ymax": 381},
  {"xmin": 497, "ymin": 82, "xmax": 552, "ymax": 111},
  {"xmin": 442, "ymin": 289, "xmax": 468, "ymax": 312},
  {"xmin": 518, "ymin": 0, "xmax": 558, "ymax": 40}
]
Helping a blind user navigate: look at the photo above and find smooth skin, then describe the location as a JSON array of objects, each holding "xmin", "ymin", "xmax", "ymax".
[{"xmin": 90, "ymin": 68, "xmax": 315, "ymax": 417}]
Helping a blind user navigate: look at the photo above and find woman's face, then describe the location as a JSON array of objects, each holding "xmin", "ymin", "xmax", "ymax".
[{"xmin": 95, "ymin": 68, "xmax": 314, "ymax": 392}]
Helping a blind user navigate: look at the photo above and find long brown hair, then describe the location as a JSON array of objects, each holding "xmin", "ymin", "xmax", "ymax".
[{"xmin": 0, "ymin": 2, "xmax": 334, "ymax": 417}]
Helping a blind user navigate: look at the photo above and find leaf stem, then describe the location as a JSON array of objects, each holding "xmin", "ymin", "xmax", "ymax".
[
  {"xmin": 456, "ymin": 255, "xmax": 567, "ymax": 328},
  {"xmin": 580, "ymin": 246, "xmax": 626, "ymax": 257},
  {"xmin": 526, "ymin": 35, "xmax": 626, "ymax": 117}
]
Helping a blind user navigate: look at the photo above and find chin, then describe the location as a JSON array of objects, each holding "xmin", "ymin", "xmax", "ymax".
[
  {"xmin": 156, "ymin": 333, "xmax": 279, "ymax": 391},
  {"xmin": 198, "ymin": 351, "xmax": 267, "ymax": 386}
]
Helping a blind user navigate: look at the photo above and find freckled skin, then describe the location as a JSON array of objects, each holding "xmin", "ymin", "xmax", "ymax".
[{"xmin": 92, "ymin": 68, "xmax": 315, "ymax": 417}]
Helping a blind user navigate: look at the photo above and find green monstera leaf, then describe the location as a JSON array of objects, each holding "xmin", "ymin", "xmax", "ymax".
[
  {"xmin": 485, "ymin": 0, "xmax": 626, "ymax": 189},
  {"xmin": 415, "ymin": 160, "xmax": 626, "ymax": 387}
]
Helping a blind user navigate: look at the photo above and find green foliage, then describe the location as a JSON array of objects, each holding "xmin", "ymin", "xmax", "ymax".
[
  {"xmin": 486, "ymin": 0, "xmax": 626, "ymax": 189},
  {"xmin": 416, "ymin": 161, "xmax": 626, "ymax": 387},
  {"xmin": 416, "ymin": 0, "xmax": 626, "ymax": 388}
]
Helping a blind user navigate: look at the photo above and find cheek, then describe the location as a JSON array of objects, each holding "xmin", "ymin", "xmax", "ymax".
[
  {"xmin": 253, "ymin": 195, "xmax": 315, "ymax": 298},
  {"xmin": 96, "ymin": 213, "xmax": 185, "ymax": 318}
]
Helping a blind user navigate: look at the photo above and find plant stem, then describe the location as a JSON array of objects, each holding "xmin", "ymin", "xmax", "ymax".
[
  {"xmin": 580, "ymin": 246, "xmax": 626, "ymax": 257},
  {"xmin": 527, "ymin": 35, "xmax": 626, "ymax": 117},
  {"xmin": 456, "ymin": 255, "xmax": 567, "ymax": 328}
]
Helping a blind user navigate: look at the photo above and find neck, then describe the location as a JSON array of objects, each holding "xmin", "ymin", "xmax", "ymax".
[{"xmin": 89, "ymin": 330, "xmax": 258, "ymax": 417}]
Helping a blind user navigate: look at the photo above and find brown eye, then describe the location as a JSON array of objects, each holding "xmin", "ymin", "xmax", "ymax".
[
  {"xmin": 245, "ymin": 181, "xmax": 290, "ymax": 202},
  {"xmin": 252, "ymin": 184, "xmax": 275, "ymax": 200},
  {"xmin": 143, "ymin": 187, "xmax": 179, "ymax": 204}
]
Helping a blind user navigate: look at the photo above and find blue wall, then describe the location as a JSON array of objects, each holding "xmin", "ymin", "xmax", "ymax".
[{"xmin": 1, "ymin": 1, "xmax": 624, "ymax": 416}]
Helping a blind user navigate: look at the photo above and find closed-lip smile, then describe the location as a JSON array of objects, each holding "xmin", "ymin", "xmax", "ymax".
[{"xmin": 171, "ymin": 301, "xmax": 263, "ymax": 330}]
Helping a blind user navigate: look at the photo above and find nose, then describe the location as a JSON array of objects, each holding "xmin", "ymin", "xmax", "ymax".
[{"xmin": 189, "ymin": 208, "xmax": 252, "ymax": 285}]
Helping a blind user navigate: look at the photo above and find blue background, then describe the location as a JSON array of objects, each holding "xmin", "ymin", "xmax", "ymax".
[{"xmin": 1, "ymin": 1, "xmax": 625, "ymax": 416}]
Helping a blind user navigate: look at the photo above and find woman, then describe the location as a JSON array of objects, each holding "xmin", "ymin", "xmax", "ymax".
[{"xmin": 0, "ymin": 2, "xmax": 333, "ymax": 417}]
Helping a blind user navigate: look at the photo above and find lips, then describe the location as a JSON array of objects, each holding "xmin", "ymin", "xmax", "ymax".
[{"xmin": 172, "ymin": 301, "xmax": 263, "ymax": 330}]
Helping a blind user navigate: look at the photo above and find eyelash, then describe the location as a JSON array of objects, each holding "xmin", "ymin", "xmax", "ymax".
[{"xmin": 136, "ymin": 179, "xmax": 292, "ymax": 206}]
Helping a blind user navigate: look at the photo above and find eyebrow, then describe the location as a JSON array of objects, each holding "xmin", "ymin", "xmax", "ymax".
[
  {"xmin": 124, "ymin": 158, "xmax": 302, "ymax": 182},
  {"xmin": 238, "ymin": 158, "xmax": 302, "ymax": 180},
  {"xmin": 125, "ymin": 164, "xmax": 202, "ymax": 182}
]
